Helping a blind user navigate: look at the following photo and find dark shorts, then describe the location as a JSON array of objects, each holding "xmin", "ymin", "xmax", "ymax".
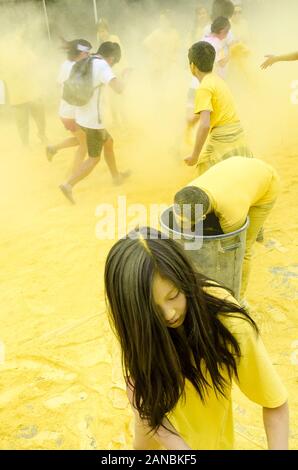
[
  {"xmin": 60, "ymin": 117, "xmax": 78, "ymax": 133},
  {"xmin": 80, "ymin": 126, "xmax": 111, "ymax": 158}
]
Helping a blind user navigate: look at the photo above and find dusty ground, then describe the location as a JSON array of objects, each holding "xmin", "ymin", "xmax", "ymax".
[{"xmin": 0, "ymin": 80, "xmax": 297, "ymax": 450}]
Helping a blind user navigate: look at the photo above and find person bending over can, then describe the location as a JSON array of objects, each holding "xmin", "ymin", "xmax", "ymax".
[{"xmin": 174, "ymin": 157, "xmax": 280, "ymax": 299}]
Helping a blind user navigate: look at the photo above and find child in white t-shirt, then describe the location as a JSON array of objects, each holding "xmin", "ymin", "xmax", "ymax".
[
  {"xmin": 59, "ymin": 42, "xmax": 130, "ymax": 204},
  {"xmin": 201, "ymin": 16, "xmax": 231, "ymax": 79},
  {"xmin": 46, "ymin": 39, "xmax": 92, "ymax": 174}
]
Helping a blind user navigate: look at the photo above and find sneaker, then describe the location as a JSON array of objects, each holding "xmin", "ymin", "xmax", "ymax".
[
  {"xmin": 46, "ymin": 145, "xmax": 57, "ymax": 162},
  {"xmin": 59, "ymin": 184, "xmax": 75, "ymax": 205},
  {"xmin": 113, "ymin": 170, "xmax": 131, "ymax": 186}
]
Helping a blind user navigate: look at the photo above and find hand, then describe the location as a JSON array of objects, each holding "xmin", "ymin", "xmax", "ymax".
[
  {"xmin": 122, "ymin": 67, "xmax": 133, "ymax": 79},
  {"xmin": 261, "ymin": 55, "xmax": 277, "ymax": 69},
  {"xmin": 184, "ymin": 155, "xmax": 198, "ymax": 166}
]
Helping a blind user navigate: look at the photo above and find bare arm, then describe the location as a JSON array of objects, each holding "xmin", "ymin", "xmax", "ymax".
[
  {"xmin": 218, "ymin": 51, "xmax": 230, "ymax": 68},
  {"xmin": 133, "ymin": 412, "xmax": 191, "ymax": 450},
  {"xmin": 127, "ymin": 383, "xmax": 191, "ymax": 450},
  {"xmin": 263, "ymin": 401, "xmax": 289, "ymax": 450},
  {"xmin": 185, "ymin": 110, "xmax": 210, "ymax": 166},
  {"xmin": 109, "ymin": 77, "xmax": 124, "ymax": 94},
  {"xmin": 261, "ymin": 52, "xmax": 298, "ymax": 69}
]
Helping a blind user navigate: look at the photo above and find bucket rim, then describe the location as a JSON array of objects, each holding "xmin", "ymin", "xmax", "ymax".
[{"xmin": 160, "ymin": 205, "xmax": 250, "ymax": 241}]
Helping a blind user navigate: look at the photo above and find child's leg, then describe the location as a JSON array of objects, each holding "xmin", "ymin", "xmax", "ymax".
[
  {"xmin": 14, "ymin": 103, "xmax": 29, "ymax": 145},
  {"xmin": 103, "ymin": 136, "xmax": 120, "ymax": 179},
  {"xmin": 241, "ymin": 202, "xmax": 275, "ymax": 297},
  {"xmin": 70, "ymin": 127, "xmax": 87, "ymax": 174},
  {"xmin": 29, "ymin": 99, "xmax": 46, "ymax": 142}
]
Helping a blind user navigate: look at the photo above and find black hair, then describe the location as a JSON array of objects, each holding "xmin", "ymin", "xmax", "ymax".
[
  {"xmin": 188, "ymin": 41, "xmax": 216, "ymax": 73},
  {"xmin": 96, "ymin": 41, "xmax": 121, "ymax": 64},
  {"xmin": 61, "ymin": 38, "xmax": 92, "ymax": 61},
  {"xmin": 174, "ymin": 186, "xmax": 210, "ymax": 223},
  {"xmin": 211, "ymin": 16, "xmax": 231, "ymax": 34},
  {"xmin": 105, "ymin": 226, "xmax": 258, "ymax": 432}
]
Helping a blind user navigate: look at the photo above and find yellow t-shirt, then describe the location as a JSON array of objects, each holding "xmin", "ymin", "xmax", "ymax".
[
  {"xmin": 168, "ymin": 288, "xmax": 287, "ymax": 450},
  {"xmin": 189, "ymin": 157, "xmax": 280, "ymax": 233},
  {"xmin": 194, "ymin": 73, "xmax": 239, "ymax": 128}
]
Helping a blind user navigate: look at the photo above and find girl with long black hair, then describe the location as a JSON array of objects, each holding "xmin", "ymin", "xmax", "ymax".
[{"xmin": 104, "ymin": 227, "xmax": 288, "ymax": 450}]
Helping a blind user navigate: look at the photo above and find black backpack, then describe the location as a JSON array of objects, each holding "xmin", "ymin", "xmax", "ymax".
[{"xmin": 62, "ymin": 56, "xmax": 99, "ymax": 106}]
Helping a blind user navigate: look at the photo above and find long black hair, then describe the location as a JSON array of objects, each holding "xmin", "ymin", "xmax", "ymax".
[
  {"xmin": 104, "ymin": 227, "xmax": 258, "ymax": 432},
  {"xmin": 61, "ymin": 38, "xmax": 92, "ymax": 61}
]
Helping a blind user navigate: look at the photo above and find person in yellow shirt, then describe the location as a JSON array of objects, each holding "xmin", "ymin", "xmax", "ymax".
[
  {"xmin": 185, "ymin": 41, "xmax": 252, "ymax": 174},
  {"xmin": 104, "ymin": 227, "xmax": 289, "ymax": 450},
  {"xmin": 0, "ymin": 34, "xmax": 47, "ymax": 146},
  {"xmin": 174, "ymin": 157, "xmax": 280, "ymax": 297},
  {"xmin": 96, "ymin": 18, "xmax": 121, "ymax": 47},
  {"xmin": 143, "ymin": 10, "xmax": 181, "ymax": 83}
]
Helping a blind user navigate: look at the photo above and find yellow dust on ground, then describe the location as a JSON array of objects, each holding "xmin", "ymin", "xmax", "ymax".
[{"xmin": 0, "ymin": 105, "xmax": 297, "ymax": 450}]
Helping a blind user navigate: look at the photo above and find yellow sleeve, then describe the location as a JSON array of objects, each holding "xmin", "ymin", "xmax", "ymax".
[
  {"xmin": 233, "ymin": 321, "xmax": 288, "ymax": 408},
  {"xmin": 194, "ymin": 85, "xmax": 213, "ymax": 115},
  {"xmin": 219, "ymin": 217, "xmax": 247, "ymax": 234}
]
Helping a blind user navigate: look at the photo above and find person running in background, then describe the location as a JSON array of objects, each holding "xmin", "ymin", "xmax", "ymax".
[
  {"xmin": 174, "ymin": 157, "xmax": 280, "ymax": 299},
  {"xmin": 205, "ymin": 0, "xmax": 235, "ymax": 43},
  {"xmin": 202, "ymin": 16, "xmax": 231, "ymax": 79},
  {"xmin": 261, "ymin": 51, "xmax": 298, "ymax": 69},
  {"xmin": 96, "ymin": 18, "xmax": 121, "ymax": 46},
  {"xmin": 231, "ymin": 2, "xmax": 250, "ymax": 44},
  {"xmin": 228, "ymin": 3, "xmax": 253, "ymax": 81},
  {"xmin": 189, "ymin": 3, "xmax": 210, "ymax": 44},
  {"xmin": 46, "ymin": 39, "xmax": 92, "ymax": 174},
  {"xmin": 185, "ymin": 41, "xmax": 252, "ymax": 174},
  {"xmin": 104, "ymin": 226, "xmax": 289, "ymax": 450},
  {"xmin": 0, "ymin": 34, "xmax": 47, "ymax": 147},
  {"xmin": 96, "ymin": 18, "xmax": 128, "ymax": 132},
  {"xmin": 143, "ymin": 10, "xmax": 181, "ymax": 84},
  {"xmin": 59, "ymin": 42, "xmax": 130, "ymax": 205}
]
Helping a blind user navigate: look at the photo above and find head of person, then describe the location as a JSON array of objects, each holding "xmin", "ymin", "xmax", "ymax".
[
  {"xmin": 211, "ymin": 16, "xmax": 231, "ymax": 40},
  {"xmin": 211, "ymin": 0, "xmax": 235, "ymax": 21},
  {"xmin": 174, "ymin": 186, "xmax": 211, "ymax": 231},
  {"xmin": 96, "ymin": 41, "xmax": 121, "ymax": 66},
  {"xmin": 104, "ymin": 226, "xmax": 254, "ymax": 431},
  {"xmin": 188, "ymin": 41, "xmax": 216, "ymax": 76},
  {"xmin": 159, "ymin": 9, "xmax": 172, "ymax": 30},
  {"xmin": 195, "ymin": 4, "xmax": 210, "ymax": 26},
  {"xmin": 97, "ymin": 18, "xmax": 110, "ymax": 42},
  {"xmin": 62, "ymin": 38, "xmax": 92, "ymax": 61},
  {"xmin": 232, "ymin": 3, "xmax": 243, "ymax": 23}
]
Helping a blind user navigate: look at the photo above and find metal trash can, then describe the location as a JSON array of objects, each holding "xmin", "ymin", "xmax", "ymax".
[{"xmin": 160, "ymin": 206, "xmax": 249, "ymax": 300}]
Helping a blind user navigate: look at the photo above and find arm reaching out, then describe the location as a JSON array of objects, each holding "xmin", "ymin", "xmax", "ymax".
[
  {"xmin": 109, "ymin": 77, "xmax": 125, "ymax": 94},
  {"xmin": 261, "ymin": 52, "xmax": 298, "ymax": 69},
  {"xmin": 263, "ymin": 401, "xmax": 289, "ymax": 450}
]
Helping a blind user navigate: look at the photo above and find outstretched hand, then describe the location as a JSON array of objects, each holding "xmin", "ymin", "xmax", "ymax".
[{"xmin": 261, "ymin": 55, "xmax": 277, "ymax": 69}]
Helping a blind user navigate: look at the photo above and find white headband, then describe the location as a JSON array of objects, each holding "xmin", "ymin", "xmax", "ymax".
[{"xmin": 77, "ymin": 44, "xmax": 91, "ymax": 52}]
